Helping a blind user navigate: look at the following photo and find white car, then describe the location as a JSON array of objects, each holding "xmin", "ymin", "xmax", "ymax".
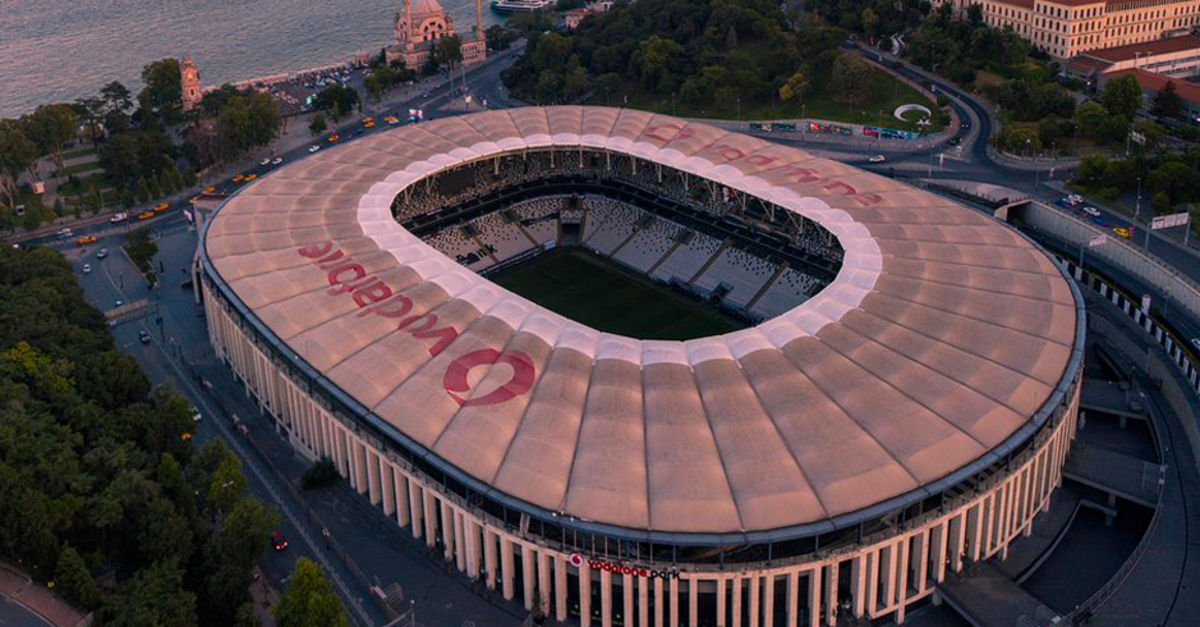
[
  {"xmin": 868, "ymin": 155, "xmax": 886, "ymax": 163},
  {"xmin": 308, "ymin": 145, "xmax": 321, "ymax": 153},
  {"xmin": 259, "ymin": 158, "xmax": 271, "ymax": 166},
  {"xmin": 110, "ymin": 212, "xmax": 127, "ymax": 223},
  {"xmin": 114, "ymin": 299, "xmax": 124, "ymax": 307},
  {"xmin": 190, "ymin": 406, "xmax": 203, "ymax": 422},
  {"xmin": 1082, "ymin": 206, "xmax": 1101, "ymax": 217},
  {"xmin": 82, "ymin": 263, "xmax": 91, "ymax": 274},
  {"xmin": 272, "ymin": 157, "xmax": 283, "ymax": 165}
]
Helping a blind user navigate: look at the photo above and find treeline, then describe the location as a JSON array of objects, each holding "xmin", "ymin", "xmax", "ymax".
[
  {"xmin": 0, "ymin": 245, "xmax": 276, "ymax": 625},
  {"xmin": 502, "ymin": 0, "xmax": 844, "ymax": 110}
]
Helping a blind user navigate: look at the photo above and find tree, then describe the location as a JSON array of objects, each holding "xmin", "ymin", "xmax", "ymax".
[
  {"xmin": 55, "ymin": 545, "xmax": 101, "ymax": 609},
  {"xmin": 830, "ymin": 53, "xmax": 872, "ymax": 105},
  {"xmin": 779, "ymin": 65, "xmax": 812, "ymax": 102},
  {"xmin": 1152, "ymin": 80, "xmax": 1184, "ymax": 120},
  {"xmin": 273, "ymin": 559, "xmax": 349, "ymax": 627},
  {"xmin": 1103, "ymin": 74, "xmax": 1145, "ymax": 120},
  {"xmin": 203, "ymin": 498, "xmax": 276, "ymax": 620},
  {"xmin": 101, "ymin": 81, "xmax": 134, "ymax": 116},
  {"xmin": 125, "ymin": 227, "xmax": 159, "ymax": 272},
  {"xmin": 0, "ymin": 120, "xmax": 37, "ymax": 209},
  {"xmin": 23, "ymin": 103, "xmax": 79, "ymax": 173},
  {"xmin": 138, "ymin": 58, "xmax": 183, "ymax": 119},
  {"xmin": 312, "ymin": 84, "xmax": 359, "ymax": 117},
  {"xmin": 73, "ymin": 96, "xmax": 106, "ymax": 148},
  {"xmin": 1074, "ymin": 101, "xmax": 1111, "ymax": 140},
  {"xmin": 434, "ymin": 34, "xmax": 464, "ymax": 69},
  {"xmin": 107, "ymin": 560, "xmax": 197, "ymax": 627},
  {"xmin": 861, "ymin": 8, "xmax": 880, "ymax": 42},
  {"xmin": 309, "ymin": 112, "xmax": 328, "ymax": 136},
  {"xmin": 636, "ymin": 35, "xmax": 685, "ymax": 92}
]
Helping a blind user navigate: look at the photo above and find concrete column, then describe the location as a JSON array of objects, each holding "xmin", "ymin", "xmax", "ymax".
[
  {"xmin": 689, "ymin": 577, "xmax": 699, "ymax": 627},
  {"xmin": 556, "ymin": 556, "xmax": 569, "ymax": 622},
  {"xmin": 639, "ymin": 577, "xmax": 650, "ymax": 627},
  {"xmin": 484, "ymin": 529, "xmax": 498, "ymax": 590},
  {"xmin": 717, "ymin": 577, "xmax": 727, "ymax": 627},
  {"xmin": 880, "ymin": 545, "xmax": 895, "ymax": 610},
  {"xmin": 454, "ymin": 511, "xmax": 467, "ymax": 571},
  {"xmin": 654, "ymin": 577, "xmax": 665, "ymax": 627},
  {"xmin": 522, "ymin": 544, "xmax": 536, "ymax": 610},
  {"xmin": 895, "ymin": 538, "xmax": 910, "ymax": 624},
  {"xmin": 763, "ymin": 575, "xmax": 775, "ymax": 627},
  {"xmin": 981, "ymin": 494, "xmax": 996, "ymax": 556},
  {"xmin": 966, "ymin": 502, "xmax": 983, "ymax": 563},
  {"xmin": 440, "ymin": 501, "xmax": 454, "ymax": 561},
  {"xmin": 465, "ymin": 520, "xmax": 481, "ymax": 579},
  {"xmin": 787, "ymin": 571, "xmax": 800, "ymax": 627},
  {"xmin": 580, "ymin": 561, "xmax": 592, "ymax": 627},
  {"xmin": 601, "ymin": 569, "xmax": 613, "ymax": 627},
  {"xmin": 380, "ymin": 461, "xmax": 395, "ymax": 516},
  {"xmin": 408, "ymin": 481, "xmax": 423, "ymax": 539},
  {"xmin": 823, "ymin": 564, "xmax": 837, "ymax": 626},
  {"xmin": 500, "ymin": 537, "xmax": 515, "ymax": 601},
  {"xmin": 393, "ymin": 467, "xmax": 410, "ymax": 527},
  {"xmin": 749, "ymin": 576, "xmax": 760, "ymax": 627},
  {"xmin": 732, "ymin": 576, "xmax": 742, "ymax": 627},
  {"xmin": 807, "ymin": 568, "xmax": 822, "ymax": 627},
  {"xmin": 866, "ymin": 551, "xmax": 878, "ymax": 617},
  {"xmin": 931, "ymin": 522, "xmax": 948, "ymax": 583},
  {"xmin": 913, "ymin": 531, "xmax": 929, "ymax": 592},
  {"xmin": 538, "ymin": 551, "xmax": 552, "ymax": 617},
  {"xmin": 366, "ymin": 450, "xmax": 381, "ymax": 505},
  {"xmin": 948, "ymin": 515, "xmax": 964, "ymax": 573},
  {"xmin": 672, "ymin": 574, "xmax": 681, "ymax": 624},
  {"xmin": 849, "ymin": 556, "xmax": 865, "ymax": 618},
  {"xmin": 352, "ymin": 439, "xmax": 367, "ymax": 494},
  {"xmin": 623, "ymin": 573, "xmax": 635, "ymax": 627}
]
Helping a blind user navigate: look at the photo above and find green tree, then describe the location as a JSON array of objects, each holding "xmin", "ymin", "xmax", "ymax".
[
  {"xmin": 55, "ymin": 545, "xmax": 101, "ymax": 609},
  {"xmin": 107, "ymin": 560, "xmax": 197, "ymax": 627},
  {"xmin": 1103, "ymin": 74, "xmax": 1145, "ymax": 120},
  {"xmin": 0, "ymin": 120, "xmax": 38, "ymax": 208},
  {"xmin": 101, "ymin": 81, "xmax": 134, "ymax": 115},
  {"xmin": 1152, "ymin": 80, "xmax": 1184, "ymax": 120},
  {"xmin": 125, "ymin": 227, "xmax": 159, "ymax": 272},
  {"xmin": 830, "ymin": 53, "xmax": 873, "ymax": 105},
  {"xmin": 1074, "ymin": 101, "xmax": 1111, "ymax": 140},
  {"xmin": 778, "ymin": 65, "xmax": 812, "ymax": 103},
  {"xmin": 861, "ymin": 8, "xmax": 880, "ymax": 42},
  {"xmin": 434, "ymin": 34, "xmax": 464, "ymax": 69},
  {"xmin": 23, "ymin": 103, "xmax": 79, "ymax": 173},
  {"xmin": 138, "ymin": 58, "xmax": 183, "ymax": 119},
  {"xmin": 273, "ymin": 559, "xmax": 349, "ymax": 627},
  {"xmin": 636, "ymin": 35, "xmax": 685, "ymax": 92},
  {"xmin": 309, "ymin": 112, "xmax": 327, "ymax": 136},
  {"xmin": 203, "ymin": 498, "xmax": 277, "ymax": 620}
]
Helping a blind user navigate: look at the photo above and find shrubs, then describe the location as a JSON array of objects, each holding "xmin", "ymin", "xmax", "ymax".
[{"xmin": 301, "ymin": 457, "xmax": 340, "ymax": 490}]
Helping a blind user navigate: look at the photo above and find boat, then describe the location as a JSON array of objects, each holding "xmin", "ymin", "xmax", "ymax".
[{"xmin": 490, "ymin": 0, "xmax": 554, "ymax": 12}]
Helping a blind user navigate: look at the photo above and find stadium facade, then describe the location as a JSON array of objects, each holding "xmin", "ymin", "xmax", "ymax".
[{"xmin": 198, "ymin": 107, "xmax": 1085, "ymax": 626}]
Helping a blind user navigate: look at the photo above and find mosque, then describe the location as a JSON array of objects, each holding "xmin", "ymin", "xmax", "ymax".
[{"xmin": 386, "ymin": 0, "xmax": 488, "ymax": 70}]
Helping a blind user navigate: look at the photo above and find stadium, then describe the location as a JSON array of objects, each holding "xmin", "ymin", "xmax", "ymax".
[{"xmin": 198, "ymin": 106, "xmax": 1085, "ymax": 626}]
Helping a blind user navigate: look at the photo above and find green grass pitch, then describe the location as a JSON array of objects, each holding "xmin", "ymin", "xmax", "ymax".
[{"xmin": 489, "ymin": 247, "xmax": 746, "ymax": 340}]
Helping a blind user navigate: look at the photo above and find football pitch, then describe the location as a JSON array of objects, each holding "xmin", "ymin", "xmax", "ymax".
[{"xmin": 489, "ymin": 248, "xmax": 746, "ymax": 340}]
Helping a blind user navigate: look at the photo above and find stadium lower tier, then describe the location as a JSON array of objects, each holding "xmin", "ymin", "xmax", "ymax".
[
  {"xmin": 201, "ymin": 274, "xmax": 1082, "ymax": 626},
  {"xmin": 421, "ymin": 194, "xmax": 826, "ymax": 325}
]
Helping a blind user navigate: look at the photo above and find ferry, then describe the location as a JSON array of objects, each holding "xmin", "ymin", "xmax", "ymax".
[{"xmin": 490, "ymin": 0, "xmax": 554, "ymax": 12}]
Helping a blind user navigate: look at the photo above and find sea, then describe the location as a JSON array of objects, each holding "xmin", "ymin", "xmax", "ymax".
[{"xmin": 0, "ymin": 0, "xmax": 505, "ymax": 118}]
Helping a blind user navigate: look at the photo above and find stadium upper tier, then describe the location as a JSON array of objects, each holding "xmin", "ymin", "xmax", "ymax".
[{"xmin": 202, "ymin": 106, "xmax": 1080, "ymax": 539}]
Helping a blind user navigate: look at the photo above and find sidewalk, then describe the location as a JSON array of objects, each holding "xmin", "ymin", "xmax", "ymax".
[{"xmin": 0, "ymin": 563, "xmax": 89, "ymax": 627}]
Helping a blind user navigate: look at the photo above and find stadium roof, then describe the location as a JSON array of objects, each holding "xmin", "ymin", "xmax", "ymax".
[{"xmin": 203, "ymin": 106, "xmax": 1080, "ymax": 538}]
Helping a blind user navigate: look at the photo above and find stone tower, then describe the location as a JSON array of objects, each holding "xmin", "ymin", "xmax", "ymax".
[{"xmin": 181, "ymin": 56, "xmax": 201, "ymax": 112}]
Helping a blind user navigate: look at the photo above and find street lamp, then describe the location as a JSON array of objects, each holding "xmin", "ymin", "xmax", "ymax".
[
  {"xmin": 736, "ymin": 97, "xmax": 741, "ymax": 122},
  {"xmin": 1135, "ymin": 176, "xmax": 1142, "ymax": 221}
]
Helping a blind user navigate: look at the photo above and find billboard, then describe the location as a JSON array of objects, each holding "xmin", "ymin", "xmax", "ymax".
[{"xmin": 1151, "ymin": 212, "xmax": 1190, "ymax": 230}]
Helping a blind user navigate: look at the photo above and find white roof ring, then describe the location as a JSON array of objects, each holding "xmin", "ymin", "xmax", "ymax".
[{"xmin": 200, "ymin": 106, "xmax": 1084, "ymax": 541}]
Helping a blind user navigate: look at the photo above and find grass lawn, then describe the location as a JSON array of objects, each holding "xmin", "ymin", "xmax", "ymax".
[
  {"xmin": 489, "ymin": 248, "xmax": 745, "ymax": 340},
  {"xmin": 588, "ymin": 65, "xmax": 943, "ymax": 131},
  {"xmin": 62, "ymin": 146, "xmax": 98, "ymax": 160},
  {"xmin": 56, "ymin": 162, "xmax": 103, "ymax": 177}
]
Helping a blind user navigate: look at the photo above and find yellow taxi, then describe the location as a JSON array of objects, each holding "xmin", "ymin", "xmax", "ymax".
[
  {"xmin": 153, "ymin": 202, "xmax": 169, "ymax": 213},
  {"xmin": 232, "ymin": 174, "xmax": 246, "ymax": 183},
  {"xmin": 328, "ymin": 133, "xmax": 340, "ymax": 143},
  {"xmin": 383, "ymin": 115, "xmax": 400, "ymax": 125},
  {"xmin": 244, "ymin": 173, "xmax": 258, "ymax": 182},
  {"xmin": 361, "ymin": 116, "xmax": 374, "ymax": 124},
  {"xmin": 78, "ymin": 235, "xmax": 97, "ymax": 245},
  {"xmin": 1113, "ymin": 226, "xmax": 1134, "ymax": 239},
  {"xmin": 137, "ymin": 210, "xmax": 155, "ymax": 221},
  {"xmin": 364, "ymin": 121, "xmax": 376, "ymax": 129},
  {"xmin": 204, "ymin": 186, "xmax": 216, "ymax": 193}
]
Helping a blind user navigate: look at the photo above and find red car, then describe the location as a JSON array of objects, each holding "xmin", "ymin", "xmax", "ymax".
[{"xmin": 271, "ymin": 531, "xmax": 288, "ymax": 551}]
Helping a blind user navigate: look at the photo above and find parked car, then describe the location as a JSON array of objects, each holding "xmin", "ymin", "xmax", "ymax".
[
  {"xmin": 138, "ymin": 330, "xmax": 151, "ymax": 344},
  {"xmin": 868, "ymin": 155, "xmax": 886, "ymax": 163},
  {"xmin": 308, "ymin": 145, "xmax": 321, "ymax": 153},
  {"xmin": 260, "ymin": 158, "xmax": 271, "ymax": 166},
  {"xmin": 271, "ymin": 157, "xmax": 283, "ymax": 166}
]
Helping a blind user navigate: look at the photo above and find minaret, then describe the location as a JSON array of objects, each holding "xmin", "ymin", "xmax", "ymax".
[
  {"xmin": 180, "ymin": 56, "xmax": 201, "ymax": 112},
  {"xmin": 405, "ymin": 0, "xmax": 413, "ymax": 52},
  {"xmin": 476, "ymin": 0, "xmax": 483, "ymax": 37}
]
